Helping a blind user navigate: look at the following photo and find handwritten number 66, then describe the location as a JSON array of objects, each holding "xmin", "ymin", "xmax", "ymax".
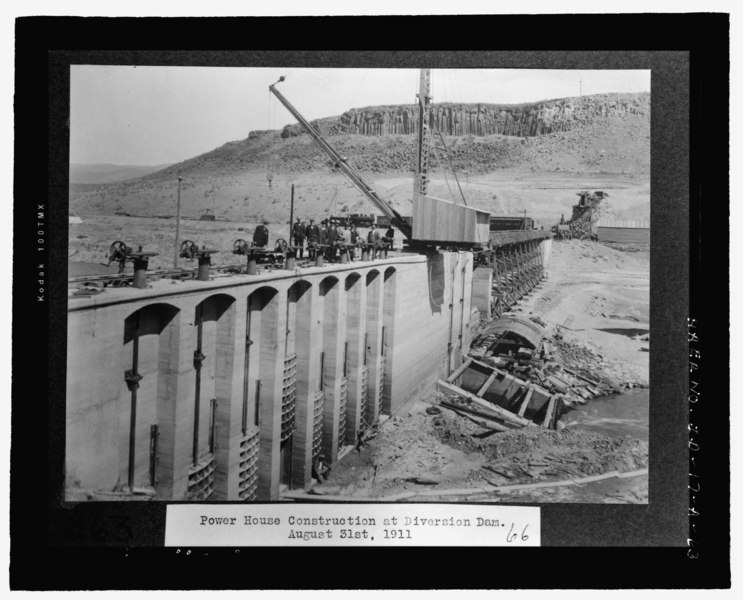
[{"xmin": 506, "ymin": 523, "xmax": 529, "ymax": 543}]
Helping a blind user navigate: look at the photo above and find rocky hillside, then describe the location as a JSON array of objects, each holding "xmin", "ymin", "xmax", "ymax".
[
  {"xmin": 279, "ymin": 92, "xmax": 648, "ymax": 138},
  {"xmin": 336, "ymin": 93, "xmax": 648, "ymax": 137},
  {"xmin": 69, "ymin": 92, "xmax": 649, "ymax": 220}
]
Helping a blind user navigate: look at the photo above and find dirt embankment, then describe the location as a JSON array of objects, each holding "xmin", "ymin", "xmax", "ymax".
[
  {"xmin": 514, "ymin": 240, "xmax": 649, "ymax": 388},
  {"xmin": 320, "ymin": 400, "xmax": 648, "ymax": 504},
  {"xmin": 314, "ymin": 239, "xmax": 649, "ymax": 504}
]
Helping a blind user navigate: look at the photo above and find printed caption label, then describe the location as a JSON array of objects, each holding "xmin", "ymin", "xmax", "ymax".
[{"xmin": 165, "ymin": 503, "xmax": 540, "ymax": 546}]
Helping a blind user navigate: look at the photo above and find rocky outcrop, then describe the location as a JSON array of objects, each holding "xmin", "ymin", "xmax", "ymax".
[{"xmin": 335, "ymin": 93, "xmax": 649, "ymax": 138}]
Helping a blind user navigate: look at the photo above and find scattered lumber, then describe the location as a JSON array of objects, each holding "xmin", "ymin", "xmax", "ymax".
[
  {"xmin": 517, "ymin": 386, "xmax": 533, "ymax": 417},
  {"xmin": 483, "ymin": 465, "xmax": 514, "ymax": 479},
  {"xmin": 440, "ymin": 402, "xmax": 512, "ymax": 433},
  {"xmin": 446, "ymin": 358, "xmax": 473, "ymax": 383},
  {"xmin": 437, "ymin": 380, "xmax": 531, "ymax": 427}
]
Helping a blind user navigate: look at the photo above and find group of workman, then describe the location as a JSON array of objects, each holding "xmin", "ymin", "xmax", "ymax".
[{"xmin": 253, "ymin": 217, "xmax": 395, "ymax": 261}]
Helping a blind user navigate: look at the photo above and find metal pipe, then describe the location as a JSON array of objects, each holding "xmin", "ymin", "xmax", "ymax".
[
  {"xmin": 319, "ymin": 351, "xmax": 325, "ymax": 391},
  {"xmin": 254, "ymin": 379, "xmax": 261, "ymax": 427},
  {"xmin": 126, "ymin": 312, "xmax": 141, "ymax": 490},
  {"xmin": 149, "ymin": 424, "xmax": 159, "ymax": 487},
  {"xmin": 247, "ymin": 254, "xmax": 258, "ymax": 275},
  {"xmin": 209, "ymin": 398, "xmax": 218, "ymax": 454},
  {"xmin": 241, "ymin": 312, "xmax": 252, "ymax": 435},
  {"xmin": 197, "ymin": 253, "xmax": 211, "ymax": 281},
  {"xmin": 193, "ymin": 304, "xmax": 204, "ymax": 466},
  {"xmin": 174, "ymin": 176, "xmax": 183, "ymax": 268},
  {"xmin": 132, "ymin": 256, "xmax": 149, "ymax": 289},
  {"xmin": 285, "ymin": 248, "xmax": 296, "ymax": 270}
]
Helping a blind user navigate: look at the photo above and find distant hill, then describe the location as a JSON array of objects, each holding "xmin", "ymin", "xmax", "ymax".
[
  {"xmin": 69, "ymin": 163, "xmax": 172, "ymax": 185},
  {"xmin": 69, "ymin": 92, "xmax": 649, "ymax": 222}
]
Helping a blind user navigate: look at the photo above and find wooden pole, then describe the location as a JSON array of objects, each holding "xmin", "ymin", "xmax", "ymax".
[
  {"xmin": 289, "ymin": 184, "xmax": 295, "ymax": 242},
  {"xmin": 174, "ymin": 176, "xmax": 182, "ymax": 268}
]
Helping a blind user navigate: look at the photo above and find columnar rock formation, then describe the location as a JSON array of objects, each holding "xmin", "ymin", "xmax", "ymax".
[{"xmin": 334, "ymin": 93, "xmax": 649, "ymax": 138}]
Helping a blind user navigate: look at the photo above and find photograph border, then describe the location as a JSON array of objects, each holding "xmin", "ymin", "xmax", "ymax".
[{"xmin": 10, "ymin": 13, "xmax": 728, "ymax": 590}]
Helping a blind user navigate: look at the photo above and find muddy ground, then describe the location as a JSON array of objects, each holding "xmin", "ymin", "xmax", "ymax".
[{"xmin": 315, "ymin": 239, "xmax": 649, "ymax": 504}]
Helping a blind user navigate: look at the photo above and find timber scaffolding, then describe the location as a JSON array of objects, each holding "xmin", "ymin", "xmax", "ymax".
[{"xmin": 478, "ymin": 230, "xmax": 552, "ymax": 319}]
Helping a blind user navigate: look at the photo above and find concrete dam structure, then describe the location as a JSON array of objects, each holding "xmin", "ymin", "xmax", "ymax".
[{"xmin": 66, "ymin": 251, "xmax": 493, "ymax": 502}]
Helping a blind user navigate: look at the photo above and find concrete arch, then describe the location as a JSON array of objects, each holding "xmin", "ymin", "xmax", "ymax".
[
  {"xmin": 364, "ymin": 268, "xmax": 383, "ymax": 424},
  {"xmin": 345, "ymin": 272, "xmax": 362, "ymax": 290},
  {"xmin": 123, "ymin": 302, "xmax": 179, "ymax": 341},
  {"xmin": 282, "ymin": 280, "xmax": 313, "ymax": 488},
  {"xmin": 320, "ymin": 276, "xmax": 339, "ymax": 295},
  {"xmin": 319, "ymin": 274, "xmax": 344, "ymax": 461},
  {"xmin": 246, "ymin": 286, "xmax": 283, "ymax": 500},
  {"xmin": 121, "ymin": 303, "xmax": 181, "ymax": 498},
  {"xmin": 191, "ymin": 293, "xmax": 237, "ymax": 500}
]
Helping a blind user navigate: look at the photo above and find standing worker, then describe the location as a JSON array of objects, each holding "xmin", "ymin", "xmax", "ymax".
[
  {"xmin": 323, "ymin": 220, "xmax": 336, "ymax": 261},
  {"xmin": 367, "ymin": 223, "xmax": 380, "ymax": 259},
  {"xmin": 267, "ymin": 172, "xmax": 273, "ymax": 188},
  {"xmin": 381, "ymin": 224, "xmax": 395, "ymax": 258},
  {"xmin": 292, "ymin": 217, "xmax": 305, "ymax": 259},
  {"xmin": 349, "ymin": 223, "xmax": 360, "ymax": 261},
  {"xmin": 306, "ymin": 218, "xmax": 319, "ymax": 260},
  {"xmin": 253, "ymin": 219, "xmax": 269, "ymax": 248}
]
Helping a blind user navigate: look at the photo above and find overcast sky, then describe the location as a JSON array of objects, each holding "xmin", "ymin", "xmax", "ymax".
[{"xmin": 69, "ymin": 66, "xmax": 650, "ymax": 166}]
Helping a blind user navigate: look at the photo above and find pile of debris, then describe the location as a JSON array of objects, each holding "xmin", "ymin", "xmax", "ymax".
[
  {"xmin": 433, "ymin": 312, "xmax": 624, "ymax": 436},
  {"xmin": 552, "ymin": 191, "xmax": 608, "ymax": 241}
]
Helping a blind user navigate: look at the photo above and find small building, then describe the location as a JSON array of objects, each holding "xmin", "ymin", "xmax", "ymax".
[{"xmin": 597, "ymin": 218, "xmax": 650, "ymax": 245}]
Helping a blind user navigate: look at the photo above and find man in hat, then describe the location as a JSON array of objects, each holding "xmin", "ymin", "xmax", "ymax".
[
  {"xmin": 380, "ymin": 224, "xmax": 395, "ymax": 258},
  {"xmin": 292, "ymin": 217, "xmax": 305, "ymax": 259},
  {"xmin": 348, "ymin": 223, "xmax": 360, "ymax": 260},
  {"xmin": 367, "ymin": 223, "xmax": 380, "ymax": 259},
  {"xmin": 253, "ymin": 219, "xmax": 269, "ymax": 248},
  {"xmin": 325, "ymin": 220, "xmax": 337, "ymax": 261},
  {"xmin": 312, "ymin": 453, "xmax": 331, "ymax": 483},
  {"xmin": 305, "ymin": 218, "xmax": 319, "ymax": 260}
]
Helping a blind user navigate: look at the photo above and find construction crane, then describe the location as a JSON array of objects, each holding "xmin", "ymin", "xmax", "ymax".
[{"xmin": 269, "ymin": 76, "xmax": 413, "ymax": 239}]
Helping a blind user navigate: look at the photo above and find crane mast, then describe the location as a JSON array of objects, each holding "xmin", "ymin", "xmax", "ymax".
[
  {"xmin": 268, "ymin": 77, "xmax": 413, "ymax": 239},
  {"xmin": 414, "ymin": 68, "xmax": 432, "ymax": 199}
]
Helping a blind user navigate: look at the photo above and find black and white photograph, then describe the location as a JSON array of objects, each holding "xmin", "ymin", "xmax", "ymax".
[
  {"xmin": 65, "ymin": 65, "xmax": 651, "ymax": 504},
  {"xmin": 8, "ymin": 9, "xmax": 730, "ymax": 591}
]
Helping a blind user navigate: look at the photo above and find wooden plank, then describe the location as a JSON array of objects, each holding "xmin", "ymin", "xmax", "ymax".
[
  {"xmin": 440, "ymin": 403, "xmax": 511, "ymax": 432},
  {"xmin": 446, "ymin": 358, "xmax": 473, "ymax": 383},
  {"xmin": 542, "ymin": 395, "xmax": 556, "ymax": 428},
  {"xmin": 562, "ymin": 367, "xmax": 600, "ymax": 387},
  {"xmin": 518, "ymin": 386, "xmax": 533, "ymax": 417},
  {"xmin": 282, "ymin": 491, "xmax": 417, "ymax": 502},
  {"xmin": 437, "ymin": 380, "xmax": 531, "ymax": 427},
  {"xmin": 476, "ymin": 372, "xmax": 497, "ymax": 397}
]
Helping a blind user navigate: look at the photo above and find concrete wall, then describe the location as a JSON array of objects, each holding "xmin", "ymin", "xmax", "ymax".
[
  {"xmin": 471, "ymin": 266, "xmax": 492, "ymax": 319},
  {"xmin": 65, "ymin": 252, "xmax": 473, "ymax": 501}
]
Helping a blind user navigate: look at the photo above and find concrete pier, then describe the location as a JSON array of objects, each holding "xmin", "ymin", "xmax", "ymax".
[{"xmin": 66, "ymin": 252, "xmax": 479, "ymax": 501}]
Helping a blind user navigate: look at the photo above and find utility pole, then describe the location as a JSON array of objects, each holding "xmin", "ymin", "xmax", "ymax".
[
  {"xmin": 174, "ymin": 175, "xmax": 183, "ymax": 268},
  {"xmin": 289, "ymin": 184, "xmax": 295, "ymax": 242},
  {"xmin": 579, "ymin": 79, "xmax": 582, "ymax": 98}
]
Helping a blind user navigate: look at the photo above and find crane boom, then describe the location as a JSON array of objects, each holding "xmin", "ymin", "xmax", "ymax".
[{"xmin": 269, "ymin": 78, "xmax": 413, "ymax": 239}]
